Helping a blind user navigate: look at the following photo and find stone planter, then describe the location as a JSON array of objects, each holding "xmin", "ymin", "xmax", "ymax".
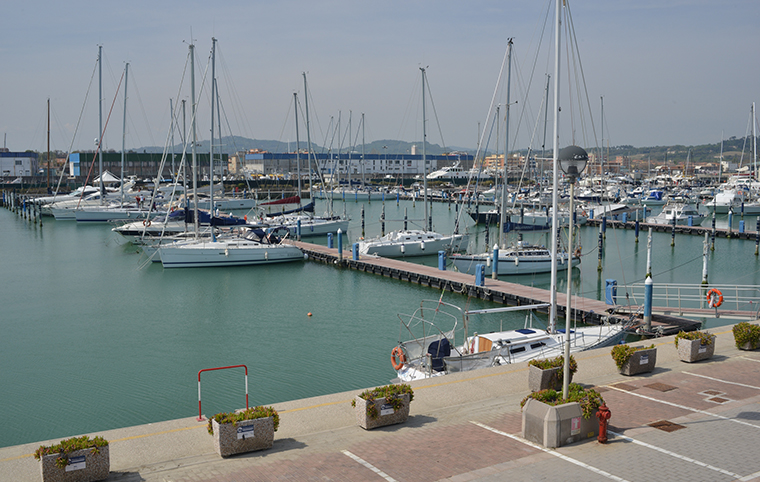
[
  {"xmin": 529, "ymin": 365, "xmax": 573, "ymax": 392},
  {"xmin": 39, "ymin": 446, "xmax": 109, "ymax": 482},
  {"xmin": 521, "ymin": 398, "xmax": 598, "ymax": 448},
  {"xmin": 677, "ymin": 335, "xmax": 716, "ymax": 362},
  {"xmin": 355, "ymin": 393, "xmax": 411, "ymax": 430},
  {"xmin": 738, "ymin": 341, "xmax": 758, "ymax": 351},
  {"xmin": 212, "ymin": 416, "xmax": 274, "ymax": 457},
  {"xmin": 619, "ymin": 347, "xmax": 657, "ymax": 376}
]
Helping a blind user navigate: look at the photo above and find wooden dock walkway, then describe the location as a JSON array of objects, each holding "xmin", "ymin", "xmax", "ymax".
[
  {"xmin": 587, "ymin": 217, "xmax": 760, "ymax": 240},
  {"xmin": 286, "ymin": 240, "xmax": 701, "ymax": 336}
]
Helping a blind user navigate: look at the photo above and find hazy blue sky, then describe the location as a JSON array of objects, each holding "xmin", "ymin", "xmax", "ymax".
[{"xmin": 1, "ymin": 0, "xmax": 758, "ymax": 155}]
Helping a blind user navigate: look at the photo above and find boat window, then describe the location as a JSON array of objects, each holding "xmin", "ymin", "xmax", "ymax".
[
  {"xmin": 530, "ymin": 342, "xmax": 546, "ymax": 349},
  {"xmin": 515, "ymin": 328, "xmax": 535, "ymax": 334},
  {"xmin": 510, "ymin": 346, "xmax": 526, "ymax": 354}
]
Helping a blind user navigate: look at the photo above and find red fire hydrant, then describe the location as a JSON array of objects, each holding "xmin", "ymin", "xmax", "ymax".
[{"xmin": 596, "ymin": 403, "xmax": 611, "ymax": 444}]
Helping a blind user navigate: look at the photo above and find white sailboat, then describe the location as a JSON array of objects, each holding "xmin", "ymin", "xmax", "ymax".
[
  {"xmin": 158, "ymin": 39, "xmax": 303, "ymax": 268},
  {"xmin": 357, "ymin": 67, "xmax": 469, "ymax": 257}
]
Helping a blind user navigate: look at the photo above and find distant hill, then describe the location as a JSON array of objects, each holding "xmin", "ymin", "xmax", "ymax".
[{"xmin": 138, "ymin": 136, "xmax": 469, "ymax": 157}]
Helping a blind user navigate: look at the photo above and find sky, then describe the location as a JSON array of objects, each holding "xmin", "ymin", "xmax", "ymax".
[{"xmin": 1, "ymin": 0, "xmax": 759, "ymax": 157}]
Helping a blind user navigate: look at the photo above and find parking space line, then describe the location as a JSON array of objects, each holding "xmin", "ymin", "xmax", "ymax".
[
  {"xmin": 342, "ymin": 450, "xmax": 398, "ymax": 482},
  {"xmin": 605, "ymin": 385, "xmax": 760, "ymax": 429},
  {"xmin": 683, "ymin": 371, "xmax": 760, "ymax": 390},
  {"xmin": 608, "ymin": 430, "xmax": 742, "ymax": 479},
  {"xmin": 471, "ymin": 421, "xmax": 630, "ymax": 482}
]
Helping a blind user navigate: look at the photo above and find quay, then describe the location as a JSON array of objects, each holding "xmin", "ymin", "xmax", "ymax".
[
  {"xmin": 2, "ymin": 326, "xmax": 759, "ymax": 481},
  {"xmin": 288, "ymin": 240, "xmax": 701, "ymax": 335}
]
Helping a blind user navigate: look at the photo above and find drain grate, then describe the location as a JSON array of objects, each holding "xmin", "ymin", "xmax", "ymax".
[
  {"xmin": 708, "ymin": 397, "xmax": 730, "ymax": 404},
  {"xmin": 613, "ymin": 383, "xmax": 639, "ymax": 391},
  {"xmin": 703, "ymin": 389, "xmax": 723, "ymax": 396},
  {"xmin": 649, "ymin": 420, "xmax": 686, "ymax": 432},
  {"xmin": 645, "ymin": 383, "xmax": 677, "ymax": 392}
]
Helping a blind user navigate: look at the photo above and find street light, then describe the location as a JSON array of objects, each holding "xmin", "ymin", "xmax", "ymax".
[{"xmin": 558, "ymin": 145, "xmax": 588, "ymax": 399}]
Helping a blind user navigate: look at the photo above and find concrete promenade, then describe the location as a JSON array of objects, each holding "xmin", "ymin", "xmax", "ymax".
[{"xmin": 2, "ymin": 325, "xmax": 760, "ymax": 482}]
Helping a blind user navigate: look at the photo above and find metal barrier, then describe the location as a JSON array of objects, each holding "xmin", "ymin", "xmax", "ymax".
[
  {"xmin": 626, "ymin": 283, "xmax": 760, "ymax": 317},
  {"xmin": 197, "ymin": 364, "xmax": 248, "ymax": 421}
]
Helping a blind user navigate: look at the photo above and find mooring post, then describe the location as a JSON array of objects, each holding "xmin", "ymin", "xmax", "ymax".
[
  {"xmin": 381, "ymin": 204, "xmax": 385, "ymax": 237},
  {"xmin": 670, "ymin": 215, "xmax": 676, "ymax": 247},
  {"xmin": 727, "ymin": 209, "xmax": 733, "ymax": 238},
  {"xmin": 361, "ymin": 204, "xmax": 365, "ymax": 238},
  {"xmin": 597, "ymin": 224, "xmax": 603, "ymax": 272},
  {"xmin": 644, "ymin": 276, "xmax": 653, "ymax": 333},
  {"xmin": 337, "ymin": 228, "xmax": 343, "ymax": 262},
  {"xmin": 646, "ymin": 227, "xmax": 653, "ymax": 278},
  {"xmin": 711, "ymin": 211, "xmax": 716, "ymax": 251},
  {"xmin": 491, "ymin": 243, "xmax": 499, "ymax": 280}
]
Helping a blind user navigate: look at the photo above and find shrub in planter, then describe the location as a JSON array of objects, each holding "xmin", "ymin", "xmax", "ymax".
[
  {"xmin": 521, "ymin": 383, "xmax": 605, "ymax": 448},
  {"xmin": 675, "ymin": 330, "xmax": 716, "ymax": 362},
  {"xmin": 352, "ymin": 383, "xmax": 414, "ymax": 430},
  {"xmin": 207, "ymin": 406, "xmax": 279, "ymax": 457},
  {"xmin": 733, "ymin": 322, "xmax": 760, "ymax": 350},
  {"xmin": 528, "ymin": 355, "xmax": 578, "ymax": 392},
  {"xmin": 34, "ymin": 435, "xmax": 109, "ymax": 482},
  {"xmin": 611, "ymin": 344, "xmax": 656, "ymax": 375}
]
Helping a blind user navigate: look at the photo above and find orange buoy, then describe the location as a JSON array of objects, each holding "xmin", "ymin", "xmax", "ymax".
[{"xmin": 307, "ymin": 312, "xmax": 312, "ymax": 317}]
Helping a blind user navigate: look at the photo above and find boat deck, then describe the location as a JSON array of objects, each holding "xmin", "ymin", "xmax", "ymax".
[{"xmin": 286, "ymin": 240, "xmax": 701, "ymax": 336}]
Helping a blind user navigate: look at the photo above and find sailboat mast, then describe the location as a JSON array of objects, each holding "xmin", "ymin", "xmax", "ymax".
[
  {"xmin": 294, "ymin": 92, "xmax": 301, "ymax": 199},
  {"xmin": 498, "ymin": 39, "xmax": 513, "ymax": 248},
  {"xmin": 753, "ymin": 102, "xmax": 757, "ymax": 184},
  {"xmin": 121, "ymin": 62, "xmax": 129, "ymax": 205},
  {"xmin": 549, "ymin": 0, "xmax": 562, "ymax": 334},
  {"xmin": 46, "ymin": 98, "xmax": 51, "ymax": 190},
  {"xmin": 421, "ymin": 67, "xmax": 429, "ymax": 231},
  {"xmin": 361, "ymin": 113, "xmax": 366, "ymax": 187},
  {"xmin": 209, "ymin": 38, "xmax": 216, "ymax": 213},
  {"xmin": 303, "ymin": 73, "xmax": 314, "ymax": 201},
  {"xmin": 98, "ymin": 45, "xmax": 104, "ymax": 199},
  {"xmin": 190, "ymin": 43, "xmax": 199, "ymax": 238}
]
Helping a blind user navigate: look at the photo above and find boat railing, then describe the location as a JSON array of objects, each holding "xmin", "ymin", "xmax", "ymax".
[{"xmin": 627, "ymin": 283, "xmax": 760, "ymax": 317}]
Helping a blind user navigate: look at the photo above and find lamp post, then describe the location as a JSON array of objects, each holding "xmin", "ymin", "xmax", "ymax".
[{"xmin": 558, "ymin": 145, "xmax": 588, "ymax": 399}]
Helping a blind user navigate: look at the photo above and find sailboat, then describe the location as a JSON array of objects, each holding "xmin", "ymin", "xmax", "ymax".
[
  {"xmin": 357, "ymin": 67, "xmax": 469, "ymax": 257},
  {"xmin": 158, "ymin": 39, "xmax": 303, "ymax": 268}
]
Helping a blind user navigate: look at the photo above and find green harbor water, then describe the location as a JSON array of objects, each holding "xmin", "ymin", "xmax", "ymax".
[{"xmin": 1, "ymin": 196, "xmax": 759, "ymax": 448}]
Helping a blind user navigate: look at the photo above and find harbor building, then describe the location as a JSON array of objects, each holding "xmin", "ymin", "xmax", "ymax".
[{"xmin": 0, "ymin": 150, "xmax": 38, "ymax": 177}]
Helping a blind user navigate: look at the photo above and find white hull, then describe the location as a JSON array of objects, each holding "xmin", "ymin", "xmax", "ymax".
[
  {"xmin": 269, "ymin": 216, "xmax": 350, "ymax": 237},
  {"xmin": 451, "ymin": 252, "xmax": 579, "ymax": 275},
  {"xmin": 75, "ymin": 207, "xmax": 153, "ymax": 223},
  {"xmin": 358, "ymin": 230, "xmax": 469, "ymax": 258},
  {"xmin": 158, "ymin": 238, "xmax": 303, "ymax": 268}
]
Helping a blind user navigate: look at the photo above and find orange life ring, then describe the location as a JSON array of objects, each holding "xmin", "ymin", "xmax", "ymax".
[
  {"xmin": 142, "ymin": 219, "xmax": 151, "ymax": 227},
  {"xmin": 390, "ymin": 346, "xmax": 406, "ymax": 370},
  {"xmin": 706, "ymin": 288, "xmax": 723, "ymax": 308}
]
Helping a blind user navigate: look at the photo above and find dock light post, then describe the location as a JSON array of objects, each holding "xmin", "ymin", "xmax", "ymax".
[{"xmin": 558, "ymin": 145, "xmax": 588, "ymax": 400}]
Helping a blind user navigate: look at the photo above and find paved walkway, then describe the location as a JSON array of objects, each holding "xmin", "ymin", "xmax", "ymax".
[{"xmin": 3, "ymin": 325, "xmax": 760, "ymax": 481}]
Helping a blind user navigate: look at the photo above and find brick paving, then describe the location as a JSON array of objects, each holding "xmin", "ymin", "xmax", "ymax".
[{"xmin": 3, "ymin": 327, "xmax": 760, "ymax": 482}]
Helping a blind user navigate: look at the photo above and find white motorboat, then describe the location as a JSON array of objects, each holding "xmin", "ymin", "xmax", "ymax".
[
  {"xmin": 391, "ymin": 300, "xmax": 625, "ymax": 382},
  {"xmin": 450, "ymin": 240, "xmax": 579, "ymax": 276},
  {"xmin": 358, "ymin": 230, "xmax": 469, "ymax": 257},
  {"xmin": 704, "ymin": 189, "xmax": 760, "ymax": 215},
  {"xmin": 158, "ymin": 228, "xmax": 304, "ymax": 268},
  {"xmin": 648, "ymin": 201, "xmax": 705, "ymax": 225}
]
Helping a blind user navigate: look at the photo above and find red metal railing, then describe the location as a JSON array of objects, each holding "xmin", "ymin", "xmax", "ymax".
[{"xmin": 197, "ymin": 364, "xmax": 248, "ymax": 421}]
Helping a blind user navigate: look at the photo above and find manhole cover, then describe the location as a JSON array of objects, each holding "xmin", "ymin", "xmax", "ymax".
[
  {"xmin": 612, "ymin": 383, "xmax": 639, "ymax": 391},
  {"xmin": 649, "ymin": 420, "xmax": 686, "ymax": 432},
  {"xmin": 703, "ymin": 390, "xmax": 723, "ymax": 396},
  {"xmin": 645, "ymin": 383, "xmax": 677, "ymax": 392},
  {"xmin": 708, "ymin": 397, "xmax": 730, "ymax": 404}
]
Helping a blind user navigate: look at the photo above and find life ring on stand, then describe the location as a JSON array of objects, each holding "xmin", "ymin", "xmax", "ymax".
[
  {"xmin": 707, "ymin": 288, "xmax": 723, "ymax": 308},
  {"xmin": 390, "ymin": 346, "xmax": 406, "ymax": 370},
  {"xmin": 142, "ymin": 220, "xmax": 151, "ymax": 227}
]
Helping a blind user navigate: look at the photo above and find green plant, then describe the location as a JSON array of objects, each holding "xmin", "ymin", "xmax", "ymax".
[
  {"xmin": 352, "ymin": 384, "xmax": 414, "ymax": 419},
  {"xmin": 674, "ymin": 330, "xmax": 713, "ymax": 348},
  {"xmin": 34, "ymin": 435, "xmax": 108, "ymax": 470},
  {"xmin": 529, "ymin": 355, "xmax": 578, "ymax": 381},
  {"xmin": 520, "ymin": 383, "xmax": 605, "ymax": 419},
  {"xmin": 733, "ymin": 322, "xmax": 760, "ymax": 349},
  {"xmin": 207, "ymin": 406, "xmax": 280, "ymax": 435},
  {"xmin": 610, "ymin": 344, "xmax": 655, "ymax": 370}
]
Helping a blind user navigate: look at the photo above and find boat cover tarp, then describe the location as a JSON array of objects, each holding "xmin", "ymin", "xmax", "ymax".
[
  {"xmin": 261, "ymin": 195, "xmax": 301, "ymax": 206},
  {"xmin": 264, "ymin": 201, "xmax": 315, "ymax": 217}
]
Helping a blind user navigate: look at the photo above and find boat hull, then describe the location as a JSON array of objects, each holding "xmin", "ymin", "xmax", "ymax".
[
  {"xmin": 451, "ymin": 253, "xmax": 579, "ymax": 275},
  {"xmin": 359, "ymin": 233, "xmax": 469, "ymax": 258},
  {"xmin": 159, "ymin": 241, "xmax": 304, "ymax": 268}
]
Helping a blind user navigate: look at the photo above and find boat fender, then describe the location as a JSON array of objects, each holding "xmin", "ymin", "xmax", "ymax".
[
  {"xmin": 390, "ymin": 346, "xmax": 406, "ymax": 370},
  {"xmin": 707, "ymin": 288, "xmax": 723, "ymax": 308},
  {"xmin": 514, "ymin": 257, "xmax": 519, "ymax": 266}
]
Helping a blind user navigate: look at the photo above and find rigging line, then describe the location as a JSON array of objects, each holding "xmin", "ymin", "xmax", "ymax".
[
  {"xmin": 51, "ymin": 54, "xmax": 99, "ymax": 198},
  {"xmin": 79, "ymin": 68, "xmax": 126, "ymax": 207},
  {"xmin": 125, "ymin": 66, "xmax": 157, "ymax": 149},
  {"xmin": 565, "ymin": 1, "xmax": 598, "ymax": 151},
  {"xmin": 422, "ymin": 71, "xmax": 447, "ymax": 151},
  {"xmin": 395, "ymin": 70, "xmax": 421, "ymax": 143},
  {"xmin": 275, "ymin": 94, "xmax": 294, "ymax": 150},
  {"xmin": 216, "ymin": 44, "xmax": 253, "ymax": 140}
]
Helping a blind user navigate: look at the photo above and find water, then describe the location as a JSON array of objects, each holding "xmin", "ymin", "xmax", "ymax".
[{"xmin": 2, "ymin": 197, "xmax": 759, "ymax": 448}]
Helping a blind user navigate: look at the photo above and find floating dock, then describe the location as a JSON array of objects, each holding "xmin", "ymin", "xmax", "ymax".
[
  {"xmin": 587, "ymin": 217, "xmax": 760, "ymax": 240},
  {"xmin": 287, "ymin": 240, "xmax": 701, "ymax": 336}
]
